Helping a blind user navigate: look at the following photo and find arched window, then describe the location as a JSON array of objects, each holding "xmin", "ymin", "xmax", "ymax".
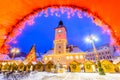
[{"xmin": 109, "ymin": 56, "xmax": 111, "ymax": 59}]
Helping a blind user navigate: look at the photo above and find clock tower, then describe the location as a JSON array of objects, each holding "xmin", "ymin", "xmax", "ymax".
[
  {"xmin": 43, "ymin": 20, "xmax": 86, "ymax": 67},
  {"xmin": 54, "ymin": 21, "xmax": 67, "ymax": 54}
]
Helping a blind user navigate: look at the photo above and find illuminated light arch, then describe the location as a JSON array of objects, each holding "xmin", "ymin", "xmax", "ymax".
[{"xmin": 0, "ymin": 0, "xmax": 120, "ymax": 54}]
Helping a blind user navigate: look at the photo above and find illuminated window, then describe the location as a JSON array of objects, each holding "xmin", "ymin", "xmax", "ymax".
[
  {"xmin": 75, "ymin": 55, "xmax": 79, "ymax": 59},
  {"xmin": 80, "ymin": 55, "xmax": 83, "ymax": 59},
  {"xmin": 49, "ymin": 57, "xmax": 52, "ymax": 60},
  {"xmin": 70, "ymin": 56, "xmax": 73, "ymax": 59},
  {"xmin": 103, "ymin": 56, "xmax": 105, "ymax": 59},
  {"xmin": 2, "ymin": 62, "xmax": 6, "ymax": 65},
  {"xmin": 66, "ymin": 56, "xmax": 69, "ymax": 60},
  {"xmin": 45, "ymin": 57, "xmax": 47, "ymax": 60}
]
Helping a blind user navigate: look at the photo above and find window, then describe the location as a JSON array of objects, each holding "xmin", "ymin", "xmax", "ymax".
[
  {"xmin": 75, "ymin": 55, "xmax": 79, "ymax": 59},
  {"xmin": 70, "ymin": 56, "xmax": 73, "ymax": 59},
  {"xmin": 80, "ymin": 55, "xmax": 83, "ymax": 59},
  {"xmin": 105, "ymin": 47, "xmax": 107, "ymax": 49},
  {"xmin": 102, "ymin": 52, "xmax": 104, "ymax": 55},
  {"xmin": 45, "ymin": 57, "xmax": 47, "ymax": 60},
  {"xmin": 58, "ymin": 51, "xmax": 61, "ymax": 54},
  {"xmin": 99, "ymin": 53, "xmax": 101, "ymax": 55},
  {"xmin": 59, "ymin": 35, "xmax": 61, "ymax": 37},
  {"xmin": 109, "ymin": 56, "xmax": 111, "ymax": 58},
  {"xmin": 49, "ymin": 57, "xmax": 52, "ymax": 60},
  {"xmin": 66, "ymin": 56, "xmax": 69, "ymax": 60},
  {"xmin": 59, "ymin": 46, "xmax": 61, "ymax": 48},
  {"xmin": 103, "ymin": 56, "xmax": 105, "ymax": 59},
  {"xmin": 106, "ymin": 52, "xmax": 108, "ymax": 54}
]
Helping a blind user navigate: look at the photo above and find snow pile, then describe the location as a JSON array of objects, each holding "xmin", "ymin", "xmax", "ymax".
[
  {"xmin": 1, "ymin": 72, "xmax": 120, "ymax": 80},
  {"xmin": 18, "ymin": 72, "xmax": 120, "ymax": 80}
]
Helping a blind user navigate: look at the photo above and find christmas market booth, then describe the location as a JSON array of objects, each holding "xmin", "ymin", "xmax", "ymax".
[
  {"xmin": 101, "ymin": 60, "xmax": 115, "ymax": 73},
  {"xmin": 17, "ymin": 62, "xmax": 25, "ymax": 72},
  {"xmin": 69, "ymin": 61, "xmax": 81, "ymax": 72},
  {"xmin": 116, "ymin": 62, "xmax": 120, "ymax": 72},
  {"xmin": 34, "ymin": 61, "xmax": 44, "ymax": 72},
  {"xmin": 45, "ymin": 61, "xmax": 55, "ymax": 72},
  {"xmin": 25, "ymin": 62, "xmax": 34, "ymax": 72},
  {"xmin": 84, "ymin": 60, "xmax": 96, "ymax": 73}
]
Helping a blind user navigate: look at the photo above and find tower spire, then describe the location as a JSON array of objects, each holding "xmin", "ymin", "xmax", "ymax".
[{"xmin": 58, "ymin": 20, "xmax": 63, "ymax": 26}]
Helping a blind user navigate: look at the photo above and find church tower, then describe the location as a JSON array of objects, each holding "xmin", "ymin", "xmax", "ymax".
[{"xmin": 54, "ymin": 21, "xmax": 67, "ymax": 54}]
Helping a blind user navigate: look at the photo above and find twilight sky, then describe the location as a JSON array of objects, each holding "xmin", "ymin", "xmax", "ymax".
[{"xmin": 10, "ymin": 8, "xmax": 110, "ymax": 55}]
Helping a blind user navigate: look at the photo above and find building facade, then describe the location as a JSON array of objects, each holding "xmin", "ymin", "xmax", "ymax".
[
  {"xmin": 43, "ymin": 21, "xmax": 86, "ymax": 67},
  {"xmin": 113, "ymin": 56, "xmax": 120, "ymax": 64},
  {"xmin": 85, "ymin": 44, "xmax": 115, "ymax": 62}
]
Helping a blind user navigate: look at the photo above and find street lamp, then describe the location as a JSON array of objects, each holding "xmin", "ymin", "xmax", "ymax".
[
  {"xmin": 10, "ymin": 48, "xmax": 20, "ymax": 60},
  {"xmin": 85, "ymin": 34, "xmax": 98, "ymax": 59},
  {"xmin": 85, "ymin": 34, "xmax": 105, "ymax": 75}
]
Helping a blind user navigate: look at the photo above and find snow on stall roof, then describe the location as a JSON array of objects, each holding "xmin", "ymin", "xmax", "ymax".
[
  {"xmin": 36, "ymin": 57, "xmax": 42, "ymax": 61},
  {"xmin": 14, "ymin": 57, "xmax": 25, "ymax": 61}
]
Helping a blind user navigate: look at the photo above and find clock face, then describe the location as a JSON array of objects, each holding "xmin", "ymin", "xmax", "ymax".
[{"xmin": 58, "ymin": 29, "xmax": 62, "ymax": 33}]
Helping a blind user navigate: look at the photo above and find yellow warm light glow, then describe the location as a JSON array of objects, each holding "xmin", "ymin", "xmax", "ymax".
[
  {"xmin": 2, "ymin": 62, "xmax": 6, "ymax": 65},
  {"xmin": 80, "ymin": 64, "xmax": 83, "ymax": 67},
  {"xmin": 80, "ymin": 55, "xmax": 83, "ymax": 59},
  {"xmin": 45, "ymin": 57, "xmax": 48, "ymax": 60},
  {"xmin": 49, "ymin": 57, "xmax": 52, "ymax": 60},
  {"xmin": 70, "ymin": 56, "xmax": 73, "ymax": 59},
  {"xmin": 119, "ymin": 66, "xmax": 120, "ymax": 69},
  {"xmin": 63, "ymin": 64, "xmax": 67, "ymax": 67},
  {"xmin": 63, "ymin": 64, "xmax": 67, "ymax": 68},
  {"xmin": 66, "ymin": 56, "xmax": 69, "ymax": 60},
  {"xmin": 85, "ymin": 35, "xmax": 98, "ymax": 43},
  {"xmin": 92, "ymin": 65, "xmax": 96, "ymax": 72},
  {"xmin": 10, "ymin": 48, "xmax": 20, "ymax": 54},
  {"xmin": 75, "ymin": 55, "xmax": 79, "ymax": 59}
]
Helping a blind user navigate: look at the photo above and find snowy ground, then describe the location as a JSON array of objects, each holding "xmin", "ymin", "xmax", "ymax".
[{"xmin": 0, "ymin": 71, "xmax": 120, "ymax": 80}]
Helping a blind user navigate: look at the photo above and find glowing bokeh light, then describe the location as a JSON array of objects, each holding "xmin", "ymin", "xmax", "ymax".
[{"xmin": 85, "ymin": 35, "xmax": 98, "ymax": 43}]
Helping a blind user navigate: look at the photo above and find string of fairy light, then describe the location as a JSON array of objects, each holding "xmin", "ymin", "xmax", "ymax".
[{"xmin": 0, "ymin": 6, "xmax": 113, "ymax": 53}]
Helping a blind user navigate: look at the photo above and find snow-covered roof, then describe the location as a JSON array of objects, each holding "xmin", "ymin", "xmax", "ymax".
[
  {"xmin": 0, "ymin": 54, "xmax": 10, "ymax": 60},
  {"xmin": 36, "ymin": 57, "xmax": 42, "ymax": 61},
  {"xmin": 113, "ymin": 50, "xmax": 120, "ymax": 57},
  {"xmin": 69, "ymin": 46, "xmax": 83, "ymax": 53},
  {"xmin": 44, "ymin": 49, "xmax": 54, "ymax": 55},
  {"xmin": 44, "ymin": 45, "xmax": 83, "ymax": 55},
  {"xmin": 14, "ymin": 57, "xmax": 25, "ymax": 61}
]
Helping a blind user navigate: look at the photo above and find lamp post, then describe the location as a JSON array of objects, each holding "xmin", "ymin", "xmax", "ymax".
[
  {"xmin": 85, "ymin": 35, "xmax": 98, "ymax": 59},
  {"xmin": 85, "ymin": 34, "xmax": 105, "ymax": 75},
  {"xmin": 10, "ymin": 48, "xmax": 20, "ymax": 60}
]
